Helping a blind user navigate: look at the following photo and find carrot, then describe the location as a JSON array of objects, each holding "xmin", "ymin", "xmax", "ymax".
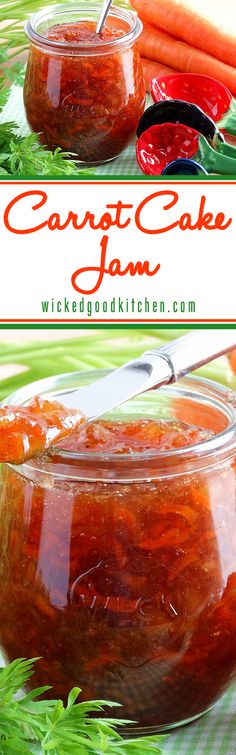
[
  {"xmin": 131, "ymin": 0, "xmax": 236, "ymax": 69},
  {"xmin": 229, "ymin": 350, "xmax": 236, "ymax": 375},
  {"xmin": 141, "ymin": 57, "xmax": 175, "ymax": 91},
  {"xmin": 138, "ymin": 23, "xmax": 236, "ymax": 95}
]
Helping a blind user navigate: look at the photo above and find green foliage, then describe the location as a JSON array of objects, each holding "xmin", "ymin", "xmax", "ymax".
[
  {"xmin": 0, "ymin": 658, "xmax": 165, "ymax": 755},
  {"xmin": 0, "ymin": 74, "xmax": 90, "ymax": 176},
  {"xmin": 0, "ymin": 132, "xmax": 84, "ymax": 176},
  {"xmin": 0, "ymin": 329, "xmax": 234, "ymax": 403},
  {"xmin": 0, "ymin": 0, "xmax": 132, "ymax": 60},
  {"xmin": 0, "ymin": 48, "xmax": 25, "ymax": 85}
]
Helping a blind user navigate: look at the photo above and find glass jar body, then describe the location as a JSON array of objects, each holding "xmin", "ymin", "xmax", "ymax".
[
  {"xmin": 23, "ymin": 5, "xmax": 145, "ymax": 164},
  {"xmin": 0, "ymin": 373, "xmax": 236, "ymax": 734}
]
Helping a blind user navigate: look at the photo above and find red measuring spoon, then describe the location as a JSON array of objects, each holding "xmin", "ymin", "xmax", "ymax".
[
  {"xmin": 151, "ymin": 73, "xmax": 232, "ymax": 123},
  {"xmin": 136, "ymin": 122, "xmax": 200, "ymax": 175}
]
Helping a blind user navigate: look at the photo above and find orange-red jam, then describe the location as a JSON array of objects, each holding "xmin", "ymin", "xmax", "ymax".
[
  {"xmin": 0, "ymin": 398, "xmax": 84, "ymax": 464},
  {"xmin": 23, "ymin": 21, "xmax": 145, "ymax": 163},
  {"xmin": 60, "ymin": 417, "xmax": 211, "ymax": 453},
  {"xmin": 46, "ymin": 21, "xmax": 124, "ymax": 44},
  {"xmin": 0, "ymin": 416, "xmax": 236, "ymax": 730}
]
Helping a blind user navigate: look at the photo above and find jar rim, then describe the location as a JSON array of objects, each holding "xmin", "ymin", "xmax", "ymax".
[
  {"xmin": 25, "ymin": 3, "xmax": 142, "ymax": 54},
  {"xmin": 2, "ymin": 370, "xmax": 236, "ymax": 481}
]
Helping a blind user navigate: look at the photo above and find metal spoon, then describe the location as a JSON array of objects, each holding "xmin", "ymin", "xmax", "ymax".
[{"xmin": 96, "ymin": 0, "xmax": 113, "ymax": 34}]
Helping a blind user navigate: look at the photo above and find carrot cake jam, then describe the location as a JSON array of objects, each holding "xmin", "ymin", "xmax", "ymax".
[
  {"xmin": 23, "ymin": 7, "xmax": 145, "ymax": 163},
  {"xmin": 1, "ymin": 376, "xmax": 236, "ymax": 732},
  {"xmin": 0, "ymin": 397, "xmax": 85, "ymax": 464}
]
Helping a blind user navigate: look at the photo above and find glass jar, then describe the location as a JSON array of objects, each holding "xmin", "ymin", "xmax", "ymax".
[
  {"xmin": 1, "ymin": 370, "xmax": 236, "ymax": 735},
  {"xmin": 23, "ymin": 3, "xmax": 145, "ymax": 164}
]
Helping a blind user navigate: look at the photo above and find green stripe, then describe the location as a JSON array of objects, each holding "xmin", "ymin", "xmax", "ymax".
[
  {"xmin": 0, "ymin": 324, "xmax": 236, "ymax": 330},
  {"xmin": 1, "ymin": 175, "xmax": 236, "ymax": 181}
]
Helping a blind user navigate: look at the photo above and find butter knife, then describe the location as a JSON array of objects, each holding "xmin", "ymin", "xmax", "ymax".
[{"xmin": 58, "ymin": 330, "xmax": 236, "ymax": 418}]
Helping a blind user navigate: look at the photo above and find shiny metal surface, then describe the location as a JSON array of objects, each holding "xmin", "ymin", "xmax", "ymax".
[
  {"xmin": 61, "ymin": 331, "xmax": 236, "ymax": 419},
  {"xmin": 96, "ymin": 0, "xmax": 113, "ymax": 33}
]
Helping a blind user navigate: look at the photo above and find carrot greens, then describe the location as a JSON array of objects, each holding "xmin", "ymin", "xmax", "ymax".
[
  {"xmin": 0, "ymin": 73, "xmax": 89, "ymax": 176},
  {"xmin": 0, "ymin": 658, "xmax": 165, "ymax": 754}
]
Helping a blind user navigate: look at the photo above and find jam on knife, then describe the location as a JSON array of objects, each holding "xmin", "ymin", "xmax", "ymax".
[{"xmin": 0, "ymin": 397, "xmax": 85, "ymax": 464}]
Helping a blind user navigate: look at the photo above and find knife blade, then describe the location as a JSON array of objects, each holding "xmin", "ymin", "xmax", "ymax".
[
  {"xmin": 3, "ymin": 330, "xmax": 236, "ymax": 421},
  {"xmin": 55, "ymin": 330, "xmax": 236, "ymax": 419}
]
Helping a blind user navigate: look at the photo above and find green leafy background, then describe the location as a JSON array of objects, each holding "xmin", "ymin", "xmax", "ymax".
[{"xmin": 0, "ymin": 329, "xmax": 235, "ymax": 400}]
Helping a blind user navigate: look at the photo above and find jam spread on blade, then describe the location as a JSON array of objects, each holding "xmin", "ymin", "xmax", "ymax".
[{"xmin": 0, "ymin": 397, "xmax": 85, "ymax": 464}]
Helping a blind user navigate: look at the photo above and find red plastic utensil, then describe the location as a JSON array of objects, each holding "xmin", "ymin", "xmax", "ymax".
[
  {"xmin": 136, "ymin": 122, "xmax": 200, "ymax": 175},
  {"xmin": 151, "ymin": 73, "xmax": 232, "ymax": 123}
]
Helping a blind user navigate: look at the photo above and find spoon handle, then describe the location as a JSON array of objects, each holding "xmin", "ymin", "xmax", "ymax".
[{"xmin": 96, "ymin": 0, "xmax": 113, "ymax": 34}]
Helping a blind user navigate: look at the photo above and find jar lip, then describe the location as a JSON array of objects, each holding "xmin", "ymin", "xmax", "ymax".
[
  {"xmin": 25, "ymin": 3, "xmax": 142, "ymax": 53},
  {"xmin": 2, "ymin": 370, "xmax": 236, "ymax": 476}
]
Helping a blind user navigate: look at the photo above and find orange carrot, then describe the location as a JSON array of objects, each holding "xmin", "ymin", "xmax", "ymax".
[
  {"xmin": 131, "ymin": 0, "xmax": 236, "ymax": 69},
  {"xmin": 141, "ymin": 57, "xmax": 175, "ymax": 91},
  {"xmin": 229, "ymin": 350, "xmax": 236, "ymax": 375},
  {"xmin": 138, "ymin": 23, "xmax": 236, "ymax": 94}
]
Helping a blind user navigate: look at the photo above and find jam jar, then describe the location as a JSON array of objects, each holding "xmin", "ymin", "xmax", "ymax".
[
  {"xmin": 1, "ymin": 371, "xmax": 236, "ymax": 735},
  {"xmin": 23, "ymin": 3, "xmax": 145, "ymax": 164}
]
